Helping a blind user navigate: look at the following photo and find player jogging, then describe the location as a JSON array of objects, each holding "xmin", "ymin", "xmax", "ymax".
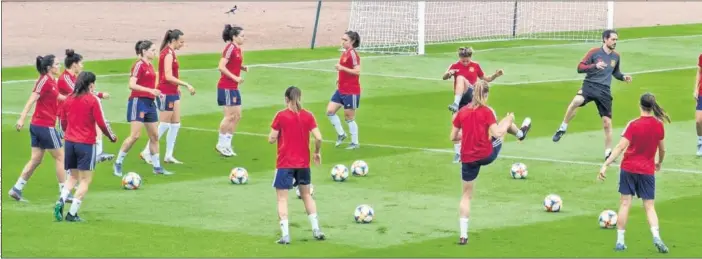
[
  {"xmin": 443, "ymin": 47, "xmax": 504, "ymax": 163},
  {"xmin": 54, "ymin": 71, "xmax": 118, "ymax": 222},
  {"xmin": 140, "ymin": 29, "xmax": 195, "ymax": 165},
  {"xmin": 9, "ymin": 54, "xmax": 68, "ymax": 202},
  {"xmin": 215, "ymin": 24, "xmax": 248, "ymax": 157},
  {"xmin": 58, "ymin": 49, "xmax": 114, "ymax": 163},
  {"xmin": 269, "ymin": 86, "xmax": 326, "ymax": 244},
  {"xmin": 552, "ymin": 29, "xmax": 632, "ymax": 160},
  {"xmin": 450, "ymin": 81, "xmax": 531, "ymax": 245},
  {"xmin": 113, "ymin": 40, "xmax": 173, "ymax": 177},
  {"xmin": 694, "ymin": 53, "xmax": 702, "ymax": 156},
  {"xmin": 327, "ymin": 31, "xmax": 362, "ymax": 149},
  {"xmin": 597, "ymin": 92, "xmax": 670, "ymax": 253}
]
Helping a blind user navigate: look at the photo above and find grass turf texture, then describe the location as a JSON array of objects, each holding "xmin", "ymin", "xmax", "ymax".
[{"xmin": 2, "ymin": 23, "xmax": 702, "ymax": 257}]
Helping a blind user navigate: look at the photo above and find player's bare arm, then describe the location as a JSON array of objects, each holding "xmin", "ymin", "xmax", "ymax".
[
  {"xmin": 58, "ymin": 93, "xmax": 68, "ymax": 101},
  {"xmin": 16, "ymin": 92, "xmax": 40, "ymax": 131},
  {"xmin": 443, "ymin": 67, "xmax": 458, "ymax": 80},
  {"xmin": 311, "ymin": 127, "xmax": 323, "ymax": 165},
  {"xmin": 695, "ymin": 66, "xmax": 701, "ymax": 99},
  {"xmin": 450, "ymin": 126, "xmax": 461, "ymax": 141},
  {"xmin": 598, "ymin": 137, "xmax": 630, "ymax": 180},
  {"xmin": 164, "ymin": 53, "xmax": 195, "ymax": 95},
  {"xmin": 656, "ymin": 139, "xmax": 666, "ymax": 171},
  {"xmin": 129, "ymin": 76, "xmax": 161, "ymax": 96},
  {"xmin": 268, "ymin": 129, "xmax": 280, "ymax": 144},
  {"xmin": 481, "ymin": 69, "xmax": 504, "ymax": 82},
  {"xmin": 218, "ymin": 57, "xmax": 242, "ymax": 83}
]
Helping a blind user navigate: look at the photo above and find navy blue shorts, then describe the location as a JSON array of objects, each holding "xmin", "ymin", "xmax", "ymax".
[
  {"xmin": 156, "ymin": 94, "xmax": 180, "ymax": 111},
  {"xmin": 458, "ymin": 87, "xmax": 474, "ymax": 110},
  {"xmin": 30, "ymin": 124, "xmax": 62, "ymax": 149},
  {"xmin": 460, "ymin": 138, "xmax": 503, "ymax": 182},
  {"xmin": 618, "ymin": 169, "xmax": 656, "ymax": 200},
  {"xmin": 217, "ymin": 89, "xmax": 241, "ymax": 106},
  {"xmin": 64, "ymin": 141, "xmax": 96, "ymax": 171},
  {"xmin": 696, "ymin": 97, "xmax": 702, "ymax": 111},
  {"xmin": 273, "ymin": 168, "xmax": 311, "ymax": 190},
  {"xmin": 127, "ymin": 97, "xmax": 158, "ymax": 123},
  {"xmin": 331, "ymin": 90, "xmax": 360, "ymax": 110}
]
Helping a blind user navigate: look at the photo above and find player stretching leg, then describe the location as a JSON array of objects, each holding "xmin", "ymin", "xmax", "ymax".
[
  {"xmin": 552, "ymin": 30, "xmax": 632, "ymax": 160},
  {"xmin": 442, "ymin": 47, "xmax": 504, "ymax": 162},
  {"xmin": 141, "ymin": 29, "xmax": 195, "ymax": 164},
  {"xmin": 270, "ymin": 86, "xmax": 326, "ymax": 244},
  {"xmin": 598, "ymin": 93, "xmax": 670, "ymax": 253},
  {"xmin": 694, "ymin": 53, "xmax": 702, "ymax": 156},
  {"xmin": 450, "ymin": 81, "xmax": 531, "ymax": 245},
  {"xmin": 55, "ymin": 72, "xmax": 118, "ymax": 222},
  {"xmin": 10, "ymin": 55, "xmax": 68, "ymax": 202},
  {"xmin": 113, "ymin": 40, "xmax": 173, "ymax": 177},
  {"xmin": 215, "ymin": 25, "xmax": 247, "ymax": 157},
  {"xmin": 328, "ymin": 31, "xmax": 362, "ymax": 149}
]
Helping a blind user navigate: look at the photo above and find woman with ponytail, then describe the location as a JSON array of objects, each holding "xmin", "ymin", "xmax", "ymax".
[
  {"xmin": 598, "ymin": 92, "xmax": 670, "ymax": 253},
  {"xmin": 268, "ymin": 86, "xmax": 325, "ymax": 245},
  {"xmin": 140, "ymin": 29, "xmax": 194, "ymax": 165},
  {"xmin": 215, "ymin": 24, "xmax": 248, "ymax": 157},
  {"xmin": 9, "ymin": 54, "xmax": 68, "ymax": 202},
  {"xmin": 54, "ymin": 71, "xmax": 117, "ymax": 222},
  {"xmin": 449, "ymin": 80, "xmax": 532, "ymax": 245}
]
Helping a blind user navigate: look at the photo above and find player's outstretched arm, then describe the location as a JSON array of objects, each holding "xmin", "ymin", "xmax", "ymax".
[
  {"xmin": 605, "ymin": 137, "xmax": 629, "ymax": 167},
  {"xmin": 16, "ymin": 92, "xmax": 40, "ymax": 130},
  {"xmin": 92, "ymin": 98, "xmax": 117, "ymax": 142}
]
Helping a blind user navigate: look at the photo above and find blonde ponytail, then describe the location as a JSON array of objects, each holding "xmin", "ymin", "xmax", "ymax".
[{"xmin": 472, "ymin": 80, "xmax": 490, "ymax": 107}]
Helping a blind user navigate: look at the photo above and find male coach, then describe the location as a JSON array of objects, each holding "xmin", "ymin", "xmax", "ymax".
[{"xmin": 552, "ymin": 29, "xmax": 632, "ymax": 160}]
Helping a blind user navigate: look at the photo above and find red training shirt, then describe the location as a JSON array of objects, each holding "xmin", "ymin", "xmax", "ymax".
[
  {"xmin": 60, "ymin": 93, "xmax": 116, "ymax": 144},
  {"xmin": 620, "ymin": 116, "xmax": 665, "ymax": 175},
  {"xmin": 337, "ymin": 48, "xmax": 361, "ymax": 95},
  {"xmin": 158, "ymin": 47, "xmax": 180, "ymax": 95},
  {"xmin": 57, "ymin": 71, "xmax": 105, "ymax": 118},
  {"xmin": 129, "ymin": 59, "xmax": 157, "ymax": 99},
  {"xmin": 31, "ymin": 74, "xmax": 59, "ymax": 127},
  {"xmin": 217, "ymin": 42, "xmax": 243, "ymax": 90},
  {"xmin": 452, "ymin": 104, "xmax": 498, "ymax": 163},
  {"xmin": 448, "ymin": 61, "xmax": 484, "ymax": 93},
  {"xmin": 271, "ymin": 108, "xmax": 318, "ymax": 168},
  {"xmin": 697, "ymin": 54, "xmax": 702, "ymax": 96}
]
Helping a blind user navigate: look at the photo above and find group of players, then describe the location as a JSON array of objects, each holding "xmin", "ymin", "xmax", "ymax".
[{"xmin": 8, "ymin": 24, "xmax": 701, "ymax": 251}]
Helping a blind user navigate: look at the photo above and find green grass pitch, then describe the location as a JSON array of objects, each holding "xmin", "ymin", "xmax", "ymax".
[{"xmin": 2, "ymin": 24, "xmax": 701, "ymax": 257}]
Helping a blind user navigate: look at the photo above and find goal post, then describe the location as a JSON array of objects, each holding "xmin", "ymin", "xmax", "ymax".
[{"xmin": 347, "ymin": 1, "xmax": 615, "ymax": 55}]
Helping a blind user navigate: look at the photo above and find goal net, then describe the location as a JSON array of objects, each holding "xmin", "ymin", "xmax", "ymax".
[{"xmin": 347, "ymin": 1, "xmax": 614, "ymax": 55}]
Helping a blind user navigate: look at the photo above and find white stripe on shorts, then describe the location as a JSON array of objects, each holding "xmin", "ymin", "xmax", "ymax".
[
  {"xmin": 130, "ymin": 97, "xmax": 139, "ymax": 121},
  {"xmin": 49, "ymin": 127, "xmax": 60, "ymax": 149}
]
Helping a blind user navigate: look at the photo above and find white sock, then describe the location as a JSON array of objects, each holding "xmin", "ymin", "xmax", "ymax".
[
  {"xmin": 58, "ymin": 183, "xmax": 65, "ymax": 193},
  {"xmin": 116, "ymin": 151, "xmax": 127, "ymax": 164},
  {"xmin": 217, "ymin": 133, "xmax": 227, "ymax": 147},
  {"xmin": 605, "ymin": 148, "xmax": 612, "ymax": 156},
  {"xmin": 559, "ymin": 122, "xmax": 568, "ymax": 131},
  {"xmin": 453, "ymin": 143, "xmax": 461, "ymax": 154},
  {"xmin": 60, "ymin": 187, "xmax": 71, "ymax": 201},
  {"xmin": 698, "ymin": 136, "xmax": 702, "ymax": 144},
  {"xmin": 151, "ymin": 153, "xmax": 161, "ymax": 168},
  {"xmin": 617, "ymin": 229, "xmax": 625, "ymax": 244},
  {"xmin": 453, "ymin": 95, "xmax": 462, "ymax": 105},
  {"xmin": 69, "ymin": 199, "xmax": 81, "ymax": 216},
  {"xmin": 96, "ymin": 138, "xmax": 103, "ymax": 155},
  {"xmin": 166, "ymin": 123, "xmax": 180, "ymax": 158},
  {"xmin": 308, "ymin": 213, "xmax": 320, "ymax": 231},
  {"xmin": 459, "ymin": 217, "xmax": 469, "ymax": 238},
  {"xmin": 347, "ymin": 120, "xmax": 359, "ymax": 144},
  {"xmin": 650, "ymin": 226, "xmax": 660, "ymax": 239},
  {"xmin": 226, "ymin": 133, "xmax": 233, "ymax": 149},
  {"xmin": 280, "ymin": 219, "xmax": 290, "ymax": 237},
  {"xmin": 14, "ymin": 178, "xmax": 27, "ymax": 191},
  {"xmin": 327, "ymin": 115, "xmax": 345, "ymax": 136},
  {"xmin": 516, "ymin": 130, "xmax": 524, "ymax": 139}
]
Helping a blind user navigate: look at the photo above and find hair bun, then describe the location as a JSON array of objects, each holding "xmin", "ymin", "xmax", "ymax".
[{"xmin": 65, "ymin": 49, "xmax": 74, "ymax": 56}]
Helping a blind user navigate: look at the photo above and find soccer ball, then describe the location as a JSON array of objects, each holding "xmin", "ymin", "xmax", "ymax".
[
  {"xmin": 122, "ymin": 172, "xmax": 142, "ymax": 190},
  {"xmin": 351, "ymin": 160, "xmax": 369, "ymax": 176},
  {"xmin": 543, "ymin": 194, "xmax": 563, "ymax": 212},
  {"xmin": 331, "ymin": 164, "xmax": 349, "ymax": 182},
  {"xmin": 599, "ymin": 209, "xmax": 618, "ymax": 229},
  {"xmin": 354, "ymin": 204, "xmax": 374, "ymax": 223},
  {"xmin": 510, "ymin": 162, "xmax": 528, "ymax": 179},
  {"xmin": 295, "ymin": 184, "xmax": 314, "ymax": 199},
  {"xmin": 229, "ymin": 167, "xmax": 249, "ymax": 184}
]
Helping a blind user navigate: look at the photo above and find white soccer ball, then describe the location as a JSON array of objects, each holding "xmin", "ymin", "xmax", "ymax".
[
  {"xmin": 354, "ymin": 204, "xmax": 374, "ymax": 223},
  {"xmin": 331, "ymin": 164, "xmax": 349, "ymax": 182},
  {"xmin": 510, "ymin": 162, "xmax": 528, "ymax": 179},
  {"xmin": 599, "ymin": 209, "xmax": 618, "ymax": 229},
  {"xmin": 295, "ymin": 184, "xmax": 314, "ymax": 199},
  {"xmin": 229, "ymin": 167, "xmax": 249, "ymax": 184},
  {"xmin": 544, "ymin": 194, "xmax": 563, "ymax": 212},
  {"xmin": 122, "ymin": 172, "xmax": 142, "ymax": 190},
  {"xmin": 351, "ymin": 160, "xmax": 369, "ymax": 176}
]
